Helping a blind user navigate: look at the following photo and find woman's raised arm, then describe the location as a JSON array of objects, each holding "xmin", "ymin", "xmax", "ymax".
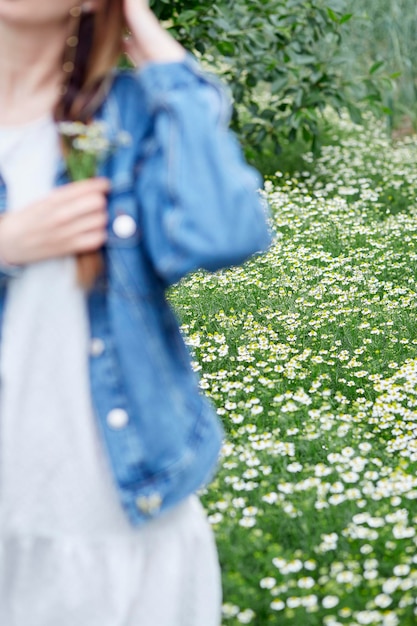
[
  {"xmin": 120, "ymin": 3, "xmax": 271, "ymax": 285},
  {"xmin": 123, "ymin": 0, "xmax": 185, "ymax": 66},
  {"xmin": 134, "ymin": 57, "xmax": 271, "ymax": 286}
]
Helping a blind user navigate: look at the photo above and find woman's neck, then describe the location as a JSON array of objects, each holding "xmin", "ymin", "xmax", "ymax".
[{"xmin": 0, "ymin": 20, "xmax": 66, "ymax": 125}]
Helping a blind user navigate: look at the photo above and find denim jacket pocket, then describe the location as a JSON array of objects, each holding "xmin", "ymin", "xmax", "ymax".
[{"xmin": 105, "ymin": 186, "xmax": 162, "ymax": 299}]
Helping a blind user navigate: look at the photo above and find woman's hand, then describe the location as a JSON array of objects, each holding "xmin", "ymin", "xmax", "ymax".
[
  {"xmin": 122, "ymin": 0, "xmax": 185, "ymax": 67},
  {"xmin": 0, "ymin": 178, "xmax": 110, "ymax": 266}
]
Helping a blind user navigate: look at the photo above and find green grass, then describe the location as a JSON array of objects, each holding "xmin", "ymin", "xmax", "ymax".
[{"xmin": 169, "ymin": 112, "xmax": 417, "ymax": 626}]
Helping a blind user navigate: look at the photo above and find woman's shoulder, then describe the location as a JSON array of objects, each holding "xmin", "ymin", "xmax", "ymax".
[
  {"xmin": 101, "ymin": 68, "xmax": 148, "ymax": 132},
  {"xmin": 109, "ymin": 67, "xmax": 144, "ymax": 99}
]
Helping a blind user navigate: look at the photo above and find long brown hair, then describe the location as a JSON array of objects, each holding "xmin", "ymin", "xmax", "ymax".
[{"xmin": 55, "ymin": 1, "xmax": 125, "ymax": 290}]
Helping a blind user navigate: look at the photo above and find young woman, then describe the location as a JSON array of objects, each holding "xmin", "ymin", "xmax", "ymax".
[{"xmin": 0, "ymin": 1, "xmax": 270, "ymax": 624}]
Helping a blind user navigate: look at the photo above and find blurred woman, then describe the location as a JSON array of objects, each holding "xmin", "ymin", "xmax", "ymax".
[{"xmin": 0, "ymin": 1, "xmax": 270, "ymax": 624}]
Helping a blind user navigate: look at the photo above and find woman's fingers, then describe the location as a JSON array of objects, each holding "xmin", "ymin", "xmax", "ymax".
[
  {"xmin": 122, "ymin": 0, "xmax": 185, "ymax": 65},
  {"xmin": 60, "ymin": 204, "xmax": 109, "ymax": 240},
  {"xmin": 0, "ymin": 179, "xmax": 111, "ymax": 265},
  {"xmin": 67, "ymin": 228, "xmax": 108, "ymax": 254},
  {"xmin": 51, "ymin": 178, "xmax": 110, "ymax": 203},
  {"xmin": 53, "ymin": 190, "xmax": 108, "ymax": 226}
]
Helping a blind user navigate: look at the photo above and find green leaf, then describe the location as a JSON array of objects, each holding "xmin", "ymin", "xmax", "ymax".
[
  {"xmin": 246, "ymin": 74, "xmax": 258, "ymax": 88},
  {"xmin": 216, "ymin": 41, "xmax": 235, "ymax": 56},
  {"xmin": 339, "ymin": 13, "xmax": 353, "ymax": 25},
  {"xmin": 271, "ymin": 75, "xmax": 289, "ymax": 94},
  {"xmin": 347, "ymin": 103, "xmax": 363, "ymax": 125},
  {"xmin": 370, "ymin": 61, "xmax": 384, "ymax": 75},
  {"xmin": 327, "ymin": 8, "xmax": 339, "ymax": 23},
  {"xmin": 176, "ymin": 10, "xmax": 197, "ymax": 25},
  {"xmin": 195, "ymin": 41, "xmax": 206, "ymax": 55}
]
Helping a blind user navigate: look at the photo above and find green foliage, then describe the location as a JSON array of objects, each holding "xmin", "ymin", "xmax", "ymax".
[
  {"xmin": 150, "ymin": 0, "xmax": 390, "ymax": 165},
  {"xmin": 169, "ymin": 114, "xmax": 417, "ymax": 626},
  {"xmin": 341, "ymin": 0, "xmax": 417, "ymax": 128},
  {"xmin": 344, "ymin": 0, "xmax": 417, "ymax": 115}
]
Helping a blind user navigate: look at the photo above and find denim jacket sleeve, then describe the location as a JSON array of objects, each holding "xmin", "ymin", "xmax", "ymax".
[{"xmin": 134, "ymin": 55, "xmax": 271, "ymax": 286}]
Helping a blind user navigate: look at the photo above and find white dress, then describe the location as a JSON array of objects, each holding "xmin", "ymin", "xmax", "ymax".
[{"xmin": 0, "ymin": 115, "xmax": 221, "ymax": 626}]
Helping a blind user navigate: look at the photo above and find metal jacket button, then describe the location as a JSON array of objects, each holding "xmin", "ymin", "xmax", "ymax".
[
  {"xmin": 107, "ymin": 408, "xmax": 129, "ymax": 429},
  {"xmin": 113, "ymin": 214, "xmax": 137, "ymax": 238}
]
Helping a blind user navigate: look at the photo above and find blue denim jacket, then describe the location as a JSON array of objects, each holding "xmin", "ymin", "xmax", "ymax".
[{"xmin": 0, "ymin": 55, "xmax": 271, "ymax": 525}]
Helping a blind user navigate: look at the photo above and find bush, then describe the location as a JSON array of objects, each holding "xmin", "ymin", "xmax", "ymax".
[{"xmin": 150, "ymin": 0, "xmax": 389, "ymax": 167}]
